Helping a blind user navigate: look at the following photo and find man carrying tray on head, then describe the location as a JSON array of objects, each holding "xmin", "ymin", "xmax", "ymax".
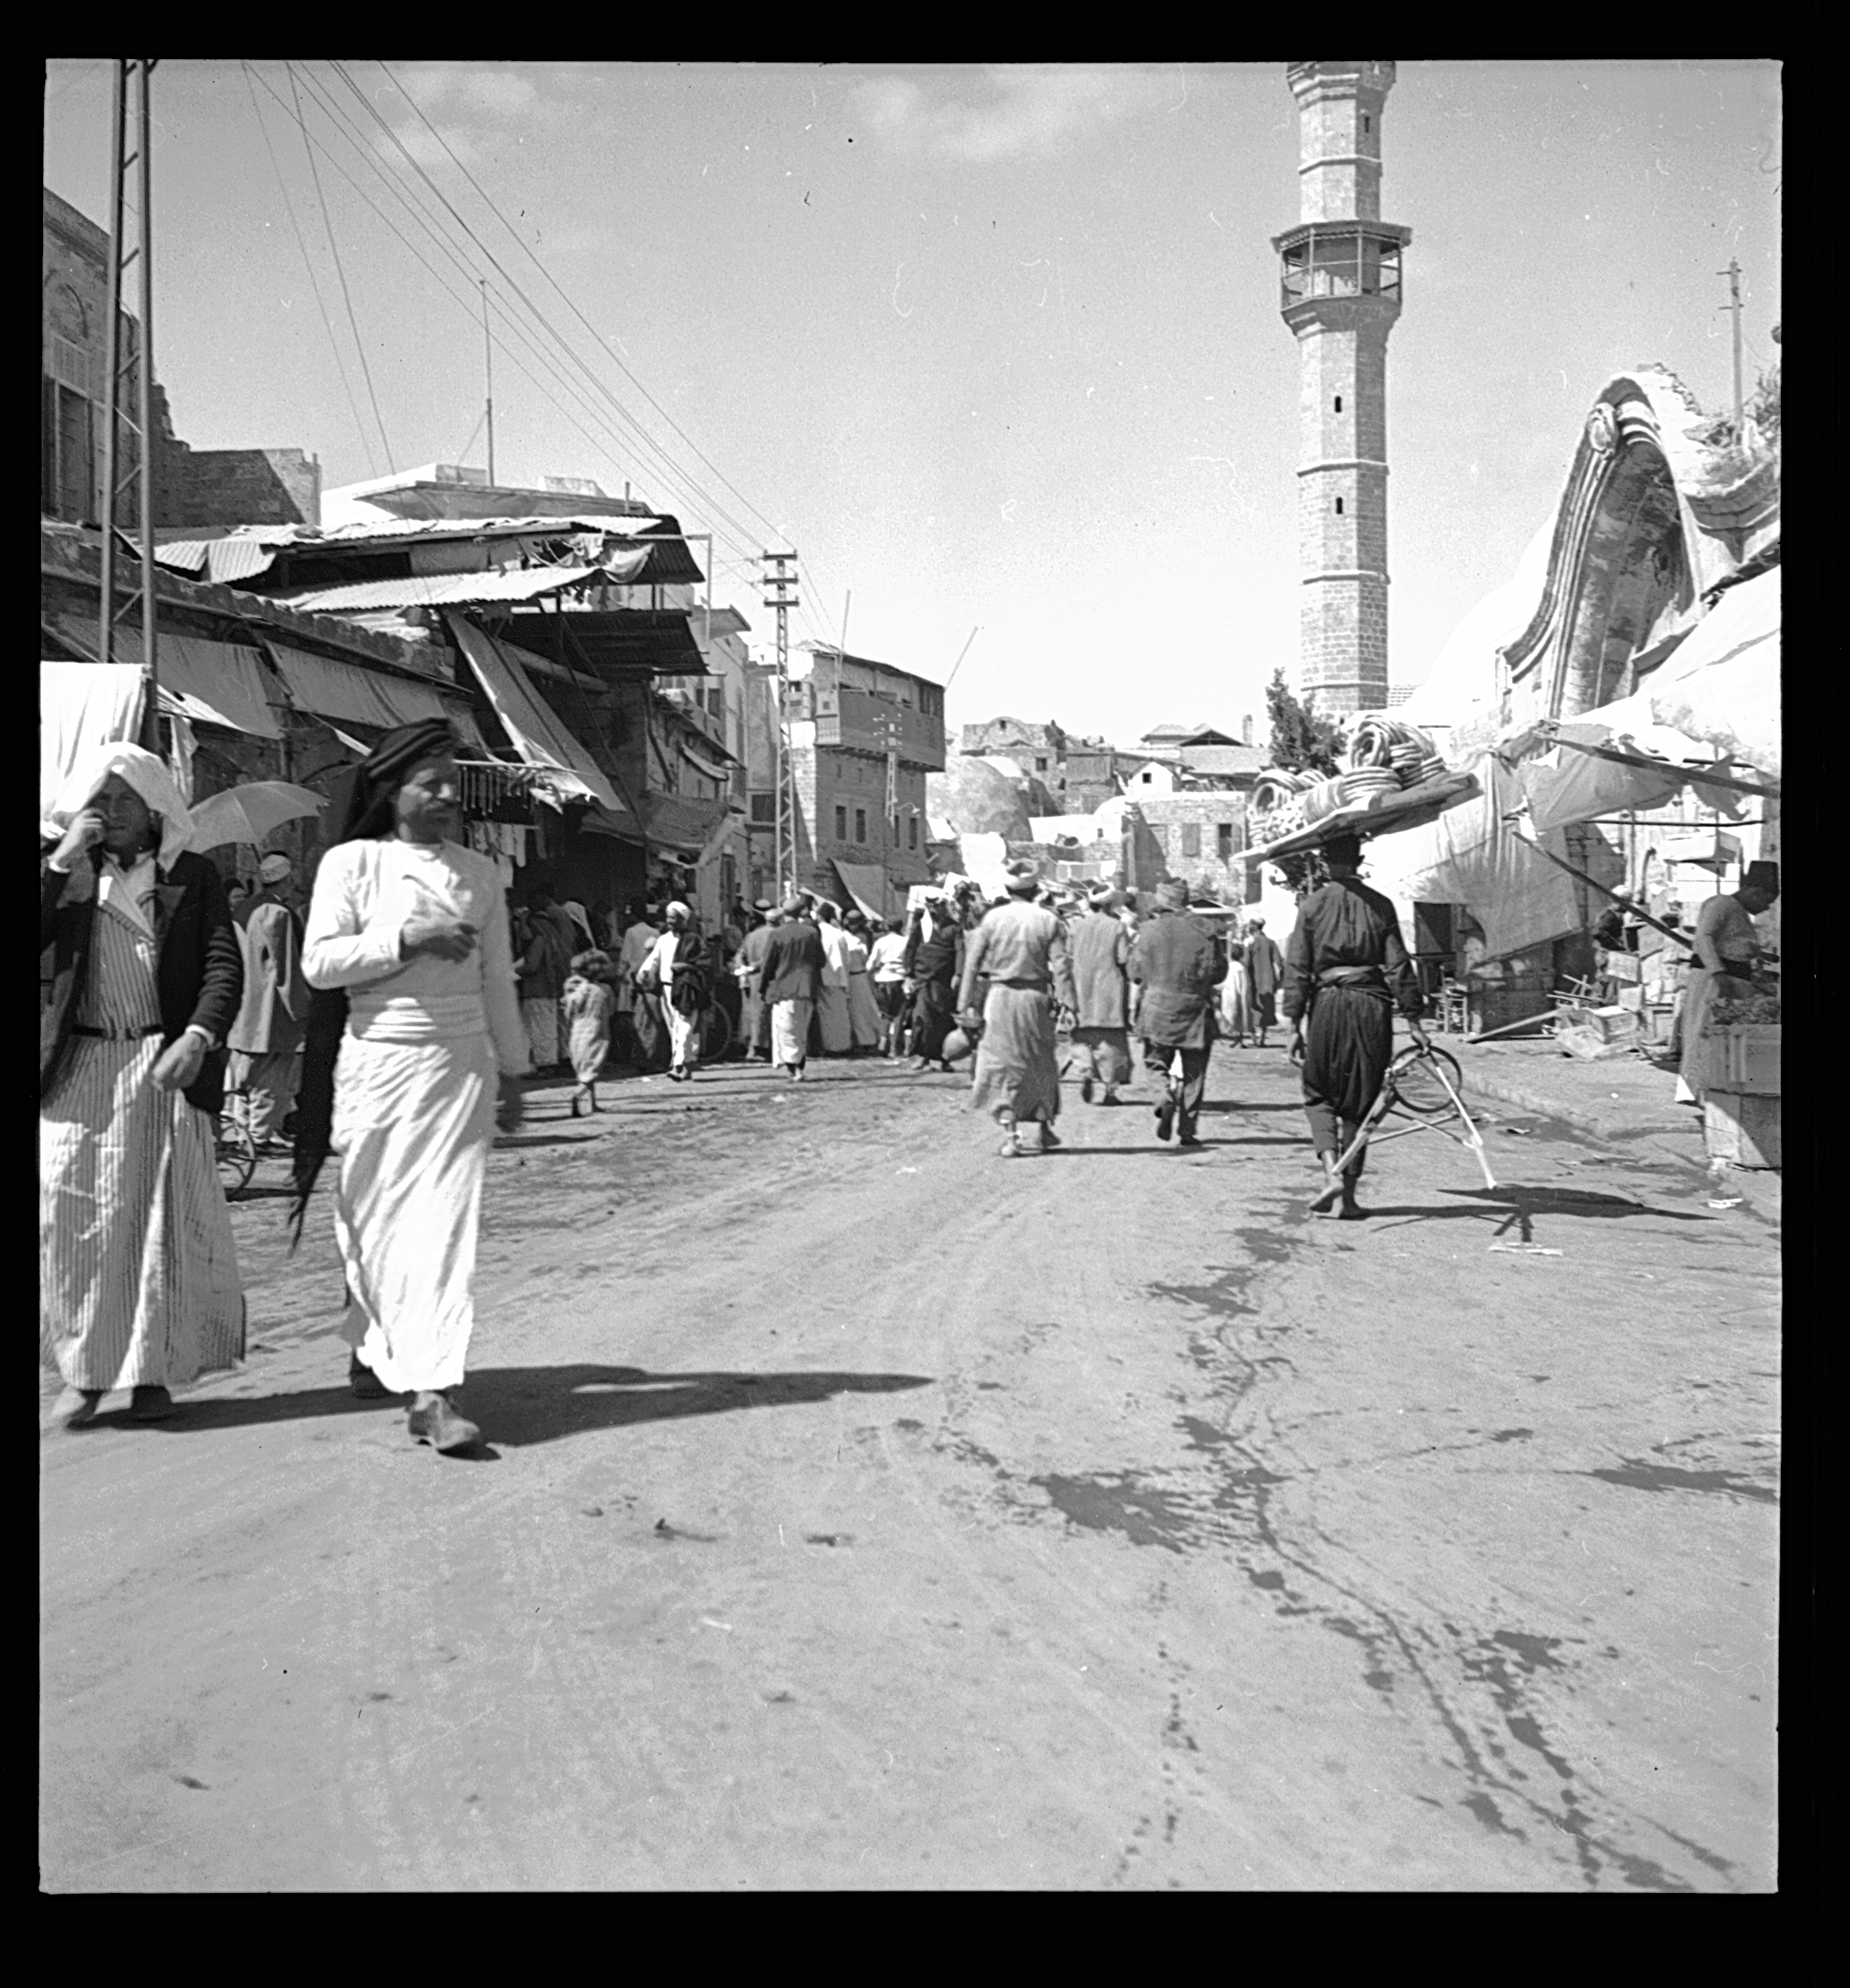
[{"xmin": 1281, "ymin": 832, "xmax": 1429, "ymax": 1220}]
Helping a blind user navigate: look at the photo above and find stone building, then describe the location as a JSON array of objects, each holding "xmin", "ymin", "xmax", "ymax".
[
  {"xmin": 41, "ymin": 188, "xmax": 319, "ymax": 532},
  {"xmin": 749, "ymin": 644, "xmax": 947, "ymax": 916},
  {"xmin": 1271, "ymin": 62, "xmax": 1410, "ymax": 716}
]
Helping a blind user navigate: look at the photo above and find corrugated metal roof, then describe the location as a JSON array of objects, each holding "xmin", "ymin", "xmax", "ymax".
[
  {"xmin": 153, "ymin": 537, "xmax": 281, "ymax": 585},
  {"xmin": 273, "ymin": 566, "xmax": 616, "ymax": 613}
]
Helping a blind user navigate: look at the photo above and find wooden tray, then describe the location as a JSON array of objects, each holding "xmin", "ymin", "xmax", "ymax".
[{"xmin": 1242, "ymin": 770, "xmax": 1480, "ymax": 865}]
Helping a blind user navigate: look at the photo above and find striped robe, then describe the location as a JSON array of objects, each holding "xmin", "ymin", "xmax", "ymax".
[{"xmin": 40, "ymin": 882, "xmax": 244, "ymax": 1390}]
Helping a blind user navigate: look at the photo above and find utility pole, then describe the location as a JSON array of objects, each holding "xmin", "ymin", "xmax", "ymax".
[
  {"xmin": 1720, "ymin": 257, "xmax": 1744, "ymax": 436},
  {"xmin": 760, "ymin": 551, "xmax": 800, "ymax": 896},
  {"xmin": 99, "ymin": 58, "xmax": 161, "ymax": 748},
  {"xmin": 481, "ymin": 280, "xmax": 496, "ymax": 485}
]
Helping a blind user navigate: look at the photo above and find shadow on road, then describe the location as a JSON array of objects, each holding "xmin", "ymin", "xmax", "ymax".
[
  {"xmin": 1354, "ymin": 1184, "xmax": 1717, "ymax": 1241},
  {"xmin": 115, "ymin": 1365, "xmax": 934, "ymax": 1448}
]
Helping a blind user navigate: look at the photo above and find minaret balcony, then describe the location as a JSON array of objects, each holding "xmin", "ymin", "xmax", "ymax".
[{"xmin": 1272, "ymin": 220, "xmax": 1411, "ymax": 323}]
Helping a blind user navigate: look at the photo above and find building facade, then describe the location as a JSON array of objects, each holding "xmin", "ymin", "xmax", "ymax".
[
  {"xmin": 751, "ymin": 645, "xmax": 947, "ymax": 916},
  {"xmin": 1272, "ymin": 62, "xmax": 1409, "ymax": 716}
]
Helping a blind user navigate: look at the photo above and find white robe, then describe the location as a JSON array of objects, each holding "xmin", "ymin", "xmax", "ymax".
[{"xmin": 303, "ymin": 838, "xmax": 528, "ymax": 1394}]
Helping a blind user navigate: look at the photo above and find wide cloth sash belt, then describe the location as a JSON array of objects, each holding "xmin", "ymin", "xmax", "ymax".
[
  {"xmin": 70, "ymin": 1021, "xmax": 165, "ymax": 1039},
  {"xmin": 1713, "ymin": 961, "xmax": 1754, "ymax": 981},
  {"xmin": 1317, "ymin": 966, "xmax": 1386, "ymax": 987},
  {"xmin": 995, "ymin": 977, "xmax": 1050, "ymax": 990}
]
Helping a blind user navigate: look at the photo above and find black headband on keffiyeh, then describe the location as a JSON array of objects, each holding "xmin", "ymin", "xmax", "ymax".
[{"xmin": 289, "ymin": 721, "xmax": 462, "ymax": 1245}]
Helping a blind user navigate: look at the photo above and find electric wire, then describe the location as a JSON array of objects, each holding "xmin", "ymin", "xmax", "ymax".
[
  {"xmin": 240, "ymin": 61, "xmax": 378, "ymax": 476},
  {"xmin": 374, "ymin": 58, "xmax": 795, "ymax": 551},
  {"xmin": 326, "ymin": 61, "xmax": 782, "ymax": 564},
  {"xmin": 284, "ymin": 61, "xmax": 395, "ymax": 472},
  {"xmin": 253, "ymin": 63, "xmax": 747, "ymax": 556}
]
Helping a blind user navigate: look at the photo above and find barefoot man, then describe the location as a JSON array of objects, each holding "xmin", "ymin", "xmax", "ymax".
[{"xmin": 1281, "ymin": 833, "xmax": 1429, "ymax": 1220}]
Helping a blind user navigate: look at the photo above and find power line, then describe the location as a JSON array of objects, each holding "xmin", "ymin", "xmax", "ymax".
[
  {"xmin": 258, "ymin": 62, "xmax": 752, "ymax": 553},
  {"xmin": 327, "ymin": 60, "xmax": 773, "ymax": 555},
  {"xmin": 375, "ymin": 58, "xmax": 794, "ymax": 551},
  {"xmin": 285, "ymin": 61, "xmax": 395, "ymax": 471},
  {"xmin": 241, "ymin": 62, "xmax": 377, "ymax": 474}
]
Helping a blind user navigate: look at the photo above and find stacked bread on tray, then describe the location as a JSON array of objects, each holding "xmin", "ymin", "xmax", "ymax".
[{"xmin": 1248, "ymin": 713, "xmax": 1449, "ymax": 847}]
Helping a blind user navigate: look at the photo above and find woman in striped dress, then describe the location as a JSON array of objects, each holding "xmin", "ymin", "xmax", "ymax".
[{"xmin": 40, "ymin": 745, "xmax": 246, "ymax": 1429}]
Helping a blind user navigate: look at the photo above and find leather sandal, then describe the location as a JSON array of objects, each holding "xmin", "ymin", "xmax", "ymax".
[
  {"xmin": 349, "ymin": 1354, "xmax": 391, "ymax": 1400},
  {"xmin": 407, "ymin": 1393, "xmax": 482, "ymax": 1453}
]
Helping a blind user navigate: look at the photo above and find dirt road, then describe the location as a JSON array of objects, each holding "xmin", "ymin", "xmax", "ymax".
[{"xmin": 40, "ymin": 1045, "xmax": 1778, "ymax": 1890}]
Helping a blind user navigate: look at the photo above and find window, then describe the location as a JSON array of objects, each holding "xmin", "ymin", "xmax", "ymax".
[
  {"xmin": 834, "ymin": 805, "xmax": 848, "ymax": 841},
  {"xmin": 908, "ymin": 816, "xmax": 918, "ymax": 850},
  {"xmin": 891, "ymin": 812, "xmax": 900, "ymax": 845},
  {"xmin": 1334, "ymin": 395, "xmax": 1342, "ymax": 413},
  {"xmin": 1362, "ymin": 114, "xmax": 1371, "ymax": 133},
  {"xmin": 854, "ymin": 808, "xmax": 867, "ymax": 843},
  {"xmin": 1034, "ymin": 757, "xmax": 1048, "ymax": 772},
  {"xmin": 1217, "ymin": 823, "xmax": 1236, "ymax": 861},
  {"xmin": 749, "ymin": 792, "xmax": 775, "ymax": 824},
  {"xmin": 1335, "ymin": 498, "xmax": 1344, "ymax": 515},
  {"xmin": 1180, "ymin": 821, "xmax": 1201, "ymax": 859}
]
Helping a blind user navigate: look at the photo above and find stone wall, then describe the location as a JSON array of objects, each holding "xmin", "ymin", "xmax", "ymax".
[{"xmin": 158, "ymin": 445, "xmax": 321, "ymax": 529}]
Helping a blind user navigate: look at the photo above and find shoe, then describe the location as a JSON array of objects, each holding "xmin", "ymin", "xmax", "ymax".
[
  {"xmin": 1178, "ymin": 1131, "xmax": 1204, "ymax": 1149},
  {"xmin": 1040, "ymin": 1125, "xmax": 1062, "ymax": 1150},
  {"xmin": 570, "ymin": 1090, "xmax": 589, "ymax": 1117},
  {"xmin": 129, "ymin": 1385, "xmax": 175, "ymax": 1422},
  {"xmin": 408, "ymin": 1393, "xmax": 482, "ymax": 1453},
  {"xmin": 349, "ymin": 1354, "xmax": 391, "ymax": 1401},
  {"xmin": 1155, "ymin": 1096, "xmax": 1175, "ymax": 1142},
  {"xmin": 792, "ymin": 1063, "xmax": 805, "ymax": 1082},
  {"xmin": 1079, "ymin": 1074, "xmax": 1094, "ymax": 1103},
  {"xmin": 1100, "ymin": 1089, "xmax": 1119, "ymax": 1106},
  {"xmin": 45, "ymin": 1385, "xmax": 103, "ymax": 1431}
]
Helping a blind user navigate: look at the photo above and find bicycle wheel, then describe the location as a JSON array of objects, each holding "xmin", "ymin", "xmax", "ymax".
[
  {"xmin": 1387, "ymin": 1043, "xmax": 1466, "ymax": 1117},
  {"xmin": 216, "ymin": 1115, "xmax": 257, "ymax": 1198},
  {"xmin": 699, "ymin": 1001, "xmax": 733, "ymax": 1064}
]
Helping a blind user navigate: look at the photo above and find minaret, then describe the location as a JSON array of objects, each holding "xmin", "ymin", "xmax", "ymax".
[{"xmin": 1273, "ymin": 61, "xmax": 1411, "ymax": 717}]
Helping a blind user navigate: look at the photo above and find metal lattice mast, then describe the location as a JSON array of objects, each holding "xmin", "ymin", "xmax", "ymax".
[
  {"xmin": 760, "ymin": 551, "xmax": 800, "ymax": 895},
  {"xmin": 98, "ymin": 58, "xmax": 161, "ymax": 747}
]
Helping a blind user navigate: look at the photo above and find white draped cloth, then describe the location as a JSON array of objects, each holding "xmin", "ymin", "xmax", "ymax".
[
  {"xmin": 814, "ymin": 920, "xmax": 853, "ymax": 1053},
  {"xmin": 303, "ymin": 838, "xmax": 529, "ymax": 1395}
]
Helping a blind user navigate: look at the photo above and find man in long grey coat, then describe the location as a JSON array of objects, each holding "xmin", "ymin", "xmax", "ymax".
[
  {"xmin": 228, "ymin": 851, "xmax": 309, "ymax": 1149},
  {"xmin": 1129, "ymin": 879, "xmax": 1228, "ymax": 1147},
  {"xmin": 1068, "ymin": 886, "xmax": 1133, "ymax": 1105}
]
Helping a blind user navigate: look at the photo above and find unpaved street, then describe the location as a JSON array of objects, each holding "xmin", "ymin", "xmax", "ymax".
[{"xmin": 40, "ymin": 1048, "xmax": 1778, "ymax": 1891}]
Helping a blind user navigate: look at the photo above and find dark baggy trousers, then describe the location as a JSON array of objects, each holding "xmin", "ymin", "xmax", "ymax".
[
  {"xmin": 1301, "ymin": 983, "xmax": 1393, "ymax": 1181},
  {"xmin": 1143, "ymin": 1041, "xmax": 1210, "ymax": 1141}
]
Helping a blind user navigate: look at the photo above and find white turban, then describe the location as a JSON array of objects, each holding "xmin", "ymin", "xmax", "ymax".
[
  {"xmin": 665, "ymin": 900, "xmax": 691, "ymax": 922},
  {"xmin": 258, "ymin": 852, "xmax": 295, "ymax": 883},
  {"xmin": 43, "ymin": 741, "xmax": 195, "ymax": 870}
]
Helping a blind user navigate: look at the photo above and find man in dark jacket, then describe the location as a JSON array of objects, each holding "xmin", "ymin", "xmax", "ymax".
[
  {"xmin": 227, "ymin": 851, "xmax": 309, "ymax": 1150},
  {"xmin": 759, "ymin": 894, "xmax": 825, "ymax": 1080},
  {"xmin": 1129, "ymin": 878, "xmax": 1228, "ymax": 1147},
  {"xmin": 40, "ymin": 746, "xmax": 246, "ymax": 1429}
]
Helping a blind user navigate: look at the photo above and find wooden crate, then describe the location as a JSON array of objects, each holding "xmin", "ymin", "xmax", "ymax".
[
  {"xmin": 1703, "ymin": 1092, "xmax": 1782, "ymax": 1169},
  {"xmin": 1695, "ymin": 1023, "xmax": 1781, "ymax": 1097}
]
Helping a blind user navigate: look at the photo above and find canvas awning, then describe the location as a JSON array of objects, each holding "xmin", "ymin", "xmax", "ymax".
[
  {"xmin": 274, "ymin": 562, "xmax": 638, "ymax": 614},
  {"xmin": 444, "ymin": 612, "xmax": 623, "ymax": 814},
  {"xmin": 51, "ymin": 619, "xmax": 284, "ymax": 739},
  {"xmin": 831, "ymin": 860, "xmax": 890, "ymax": 922},
  {"xmin": 640, "ymin": 790, "xmax": 731, "ymax": 857},
  {"xmin": 40, "ymin": 662, "xmax": 145, "ymax": 822},
  {"xmin": 263, "ymin": 641, "xmax": 488, "ymax": 752},
  {"xmin": 680, "ymin": 740, "xmax": 738, "ymax": 785}
]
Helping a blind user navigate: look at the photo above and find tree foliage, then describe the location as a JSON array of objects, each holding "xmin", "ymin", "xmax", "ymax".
[{"xmin": 1262, "ymin": 669, "xmax": 1348, "ymax": 898}]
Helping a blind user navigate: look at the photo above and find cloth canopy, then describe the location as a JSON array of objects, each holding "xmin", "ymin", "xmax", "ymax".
[
  {"xmin": 1362, "ymin": 754, "xmax": 1621, "ymax": 963},
  {"xmin": 444, "ymin": 612, "xmax": 622, "ymax": 814},
  {"xmin": 1640, "ymin": 566, "xmax": 1779, "ymax": 779},
  {"xmin": 831, "ymin": 860, "xmax": 890, "ymax": 922},
  {"xmin": 40, "ymin": 662, "xmax": 145, "ymax": 822},
  {"xmin": 263, "ymin": 641, "xmax": 487, "ymax": 752},
  {"xmin": 51, "ymin": 620, "xmax": 283, "ymax": 738}
]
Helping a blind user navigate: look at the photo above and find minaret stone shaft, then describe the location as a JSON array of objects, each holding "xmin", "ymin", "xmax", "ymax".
[{"xmin": 1273, "ymin": 61, "xmax": 1411, "ymax": 717}]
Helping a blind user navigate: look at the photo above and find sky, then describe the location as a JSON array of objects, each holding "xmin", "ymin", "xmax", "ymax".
[{"xmin": 42, "ymin": 60, "xmax": 1780, "ymax": 747}]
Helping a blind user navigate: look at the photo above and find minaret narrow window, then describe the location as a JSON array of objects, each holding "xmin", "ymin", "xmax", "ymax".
[
  {"xmin": 1334, "ymin": 395, "xmax": 1343, "ymax": 412},
  {"xmin": 1335, "ymin": 498, "xmax": 1344, "ymax": 515}
]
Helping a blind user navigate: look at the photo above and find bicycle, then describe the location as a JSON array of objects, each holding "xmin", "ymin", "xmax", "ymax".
[
  {"xmin": 1323, "ymin": 1039, "xmax": 1497, "ymax": 1194},
  {"xmin": 215, "ymin": 1107, "xmax": 258, "ymax": 1200}
]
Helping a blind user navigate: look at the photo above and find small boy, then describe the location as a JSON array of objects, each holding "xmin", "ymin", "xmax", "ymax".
[{"xmin": 561, "ymin": 950, "xmax": 616, "ymax": 1116}]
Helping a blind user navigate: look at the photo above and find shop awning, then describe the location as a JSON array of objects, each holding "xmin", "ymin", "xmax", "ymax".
[
  {"xmin": 1638, "ymin": 565, "xmax": 1779, "ymax": 779},
  {"xmin": 51, "ymin": 619, "xmax": 284, "ymax": 738},
  {"xmin": 832, "ymin": 860, "xmax": 890, "ymax": 922},
  {"xmin": 680, "ymin": 740, "xmax": 739, "ymax": 785},
  {"xmin": 263, "ymin": 641, "xmax": 488, "ymax": 752},
  {"xmin": 273, "ymin": 562, "xmax": 638, "ymax": 614},
  {"xmin": 640, "ymin": 790, "xmax": 731, "ymax": 856},
  {"xmin": 444, "ymin": 612, "xmax": 623, "ymax": 814}
]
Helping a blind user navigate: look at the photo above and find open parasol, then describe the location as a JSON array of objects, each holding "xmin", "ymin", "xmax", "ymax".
[{"xmin": 188, "ymin": 780, "xmax": 328, "ymax": 852}]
